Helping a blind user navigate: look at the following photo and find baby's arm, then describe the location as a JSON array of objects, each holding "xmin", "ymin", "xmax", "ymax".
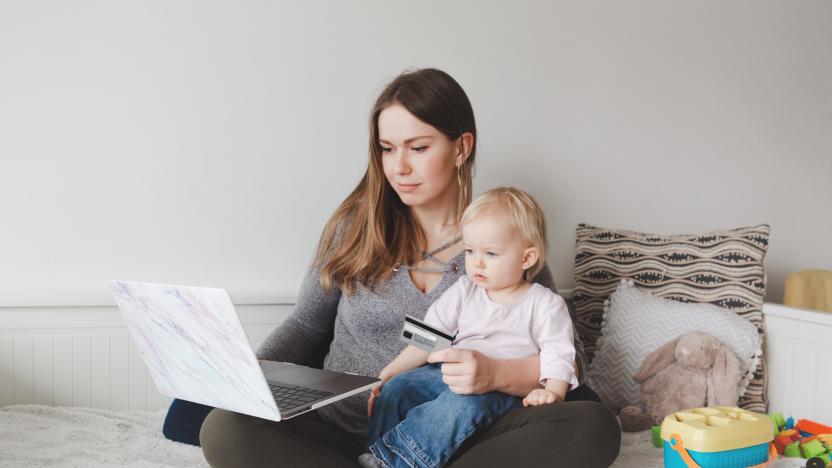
[
  {"xmin": 523, "ymin": 378, "xmax": 569, "ymax": 407},
  {"xmin": 367, "ymin": 345, "xmax": 428, "ymax": 417},
  {"xmin": 379, "ymin": 345, "xmax": 429, "ymax": 381},
  {"xmin": 523, "ymin": 291, "xmax": 579, "ymax": 407}
]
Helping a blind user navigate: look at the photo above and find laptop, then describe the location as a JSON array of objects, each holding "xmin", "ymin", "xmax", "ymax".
[{"xmin": 108, "ymin": 280, "xmax": 379, "ymax": 422}]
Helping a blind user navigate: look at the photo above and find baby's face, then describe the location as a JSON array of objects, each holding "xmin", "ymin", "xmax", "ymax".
[{"xmin": 462, "ymin": 213, "xmax": 532, "ymax": 291}]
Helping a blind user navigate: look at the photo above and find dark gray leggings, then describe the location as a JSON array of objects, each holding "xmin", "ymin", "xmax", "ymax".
[{"xmin": 199, "ymin": 388, "xmax": 621, "ymax": 468}]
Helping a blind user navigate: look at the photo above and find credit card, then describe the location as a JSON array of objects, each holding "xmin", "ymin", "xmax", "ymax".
[{"xmin": 400, "ymin": 315, "xmax": 455, "ymax": 353}]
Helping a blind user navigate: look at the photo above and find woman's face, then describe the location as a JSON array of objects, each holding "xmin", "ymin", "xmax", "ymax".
[{"xmin": 378, "ymin": 105, "xmax": 460, "ymax": 210}]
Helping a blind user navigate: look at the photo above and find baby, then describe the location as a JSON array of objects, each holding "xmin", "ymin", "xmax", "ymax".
[{"xmin": 361, "ymin": 187, "xmax": 578, "ymax": 468}]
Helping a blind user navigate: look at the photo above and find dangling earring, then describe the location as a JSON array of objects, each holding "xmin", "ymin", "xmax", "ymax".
[{"xmin": 457, "ymin": 164, "xmax": 466, "ymax": 203}]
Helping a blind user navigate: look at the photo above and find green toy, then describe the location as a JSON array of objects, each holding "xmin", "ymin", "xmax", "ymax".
[
  {"xmin": 770, "ymin": 412, "xmax": 785, "ymax": 436},
  {"xmin": 785, "ymin": 441, "xmax": 801, "ymax": 458},
  {"xmin": 651, "ymin": 425, "xmax": 663, "ymax": 448},
  {"xmin": 802, "ymin": 440, "xmax": 827, "ymax": 459}
]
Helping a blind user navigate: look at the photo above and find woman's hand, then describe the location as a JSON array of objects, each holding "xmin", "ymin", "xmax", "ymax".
[{"xmin": 426, "ymin": 348, "xmax": 497, "ymax": 395}]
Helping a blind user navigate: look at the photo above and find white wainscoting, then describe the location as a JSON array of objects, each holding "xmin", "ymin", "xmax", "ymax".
[
  {"xmin": 2, "ymin": 300, "xmax": 832, "ymax": 421},
  {"xmin": 763, "ymin": 303, "xmax": 832, "ymax": 423},
  {"xmin": 0, "ymin": 301, "xmax": 290, "ymax": 411}
]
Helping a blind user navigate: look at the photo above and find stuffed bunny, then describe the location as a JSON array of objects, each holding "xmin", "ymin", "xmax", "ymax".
[{"xmin": 619, "ymin": 330, "xmax": 745, "ymax": 432}]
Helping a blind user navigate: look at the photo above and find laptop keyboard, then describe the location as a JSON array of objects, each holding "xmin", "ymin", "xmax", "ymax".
[{"xmin": 268, "ymin": 382, "xmax": 335, "ymax": 411}]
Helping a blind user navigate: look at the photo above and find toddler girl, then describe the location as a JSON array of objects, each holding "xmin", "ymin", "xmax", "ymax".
[{"xmin": 361, "ymin": 187, "xmax": 578, "ymax": 468}]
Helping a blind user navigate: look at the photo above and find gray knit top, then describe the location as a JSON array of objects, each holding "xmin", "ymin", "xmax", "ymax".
[{"xmin": 255, "ymin": 251, "xmax": 588, "ymax": 439}]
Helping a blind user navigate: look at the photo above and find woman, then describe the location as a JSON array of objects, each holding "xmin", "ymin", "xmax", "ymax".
[{"xmin": 167, "ymin": 68, "xmax": 620, "ymax": 467}]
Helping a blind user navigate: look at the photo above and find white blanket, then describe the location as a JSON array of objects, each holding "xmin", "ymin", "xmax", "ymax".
[
  {"xmin": 0, "ymin": 405, "xmax": 207, "ymax": 468},
  {"xmin": 0, "ymin": 404, "xmax": 807, "ymax": 467}
]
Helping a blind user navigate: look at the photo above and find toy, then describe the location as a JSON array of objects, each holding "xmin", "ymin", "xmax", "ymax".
[
  {"xmin": 652, "ymin": 425, "xmax": 664, "ymax": 448},
  {"xmin": 774, "ymin": 434, "xmax": 793, "ymax": 454},
  {"xmin": 807, "ymin": 457, "xmax": 831, "ymax": 468},
  {"xmin": 783, "ymin": 441, "xmax": 801, "ymax": 458},
  {"xmin": 767, "ymin": 412, "xmax": 832, "ymax": 467},
  {"xmin": 660, "ymin": 406, "xmax": 776, "ymax": 468},
  {"xmin": 652, "ymin": 408, "xmax": 832, "ymax": 467},
  {"xmin": 620, "ymin": 331, "xmax": 745, "ymax": 432},
  {"xmin": 802, "ymin": 440, "xmax": 827, "ymax": 458},
  {"xmin": 797, "ymin": 419, "xmax": 832, "ymax": 436},
  {"xmin": 770, "ymin": 413, "xmax": 784, "ymax": 436}
]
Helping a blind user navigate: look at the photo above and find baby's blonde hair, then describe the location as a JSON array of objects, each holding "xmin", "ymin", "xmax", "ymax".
[{"xmin": 461, "ymin": 187, "xmax": 548, "ymax": 280}]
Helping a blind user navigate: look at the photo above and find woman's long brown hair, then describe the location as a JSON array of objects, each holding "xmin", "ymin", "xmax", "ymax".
[{"xmin": 315, "ymin": 68, "xmax": 477, "ymax": 294}]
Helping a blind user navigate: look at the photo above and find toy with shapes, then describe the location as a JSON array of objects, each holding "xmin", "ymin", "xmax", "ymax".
[{"xmin": 661, "ymin": 406, "xmax": 776, "ymax": 468}]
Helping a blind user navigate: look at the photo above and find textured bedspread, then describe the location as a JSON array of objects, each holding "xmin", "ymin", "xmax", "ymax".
[
  {"xmin": 0, "ymin": 404, "xmax": 808, "ymax": 467},
  {"xmin": 0, "ymin": 405, "xmax": 207, "ymax": 468}
]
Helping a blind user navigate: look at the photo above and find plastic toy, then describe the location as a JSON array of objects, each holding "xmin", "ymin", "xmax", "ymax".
[
  {"xmin": 807, "ymin": 457, "xmax": 831, "ymax": 468},
  {"xmin": 770, "ymin": 413, "xmax": 785, "ymax": 436},
  {"xmin": 654, "ymin": 407, "xmax": 832, "ymax": 467},
  {"xmin": 802, "ymin": 439, "xmax": 827, "ymax": 458},
  {"xmin": 797, "ymin": 419, "xmax": 832, "ymax": 437},
  {"xmin": 652, "ymin": 425, "xmax": 664, "ymax": 448},
  {"xmin": 767, "ymin": 412, "xmax": 832, "ymax": 467},
  {"xmin": 784, "ymin": 441, "xmax": 801, "ymax": 458},
  {"xmin": 661, "ymin": 406, "xmax": 776, "ymax": 468}
]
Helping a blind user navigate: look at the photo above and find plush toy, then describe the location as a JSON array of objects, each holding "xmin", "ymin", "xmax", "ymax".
[{"xmin": 619, "ymin": 330, "xmax": 745, "ymax": 432}]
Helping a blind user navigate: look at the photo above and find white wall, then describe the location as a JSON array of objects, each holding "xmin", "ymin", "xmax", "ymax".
[{"xmin": 1, "ymin": 1, "xmax": 830, "ymax": 306}]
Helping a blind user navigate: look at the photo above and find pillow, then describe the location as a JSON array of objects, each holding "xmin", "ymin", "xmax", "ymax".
[
  {"xmin": 587, "ymin": 280, "xmax": 762, "ymax": 410},
  {"xmin": 573, "ymin": 223, "xmax": 770, "ymax": 412}
]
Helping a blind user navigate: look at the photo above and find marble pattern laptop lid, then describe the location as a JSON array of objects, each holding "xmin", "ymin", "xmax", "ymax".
[{"xmin": 109, "ymin": 280, "xmax": 282, "ymax": 422}]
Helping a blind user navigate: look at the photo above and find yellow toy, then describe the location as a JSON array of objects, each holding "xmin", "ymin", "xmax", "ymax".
[{"xmin": 661, "ymin": 406, "xmax": 777, "ymax": 468}]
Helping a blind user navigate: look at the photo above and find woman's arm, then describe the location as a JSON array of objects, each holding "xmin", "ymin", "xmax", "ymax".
[
  {"xmin": 255, "ymin": 261, "xmax": 340, "ymax": 367},
  {"xmin": 493, "ymin": 354, "xmax": 546, "ymax": 396},
  {"xmin": 426, "ymin": 349, "xmax": 543, "ymax": 397}
]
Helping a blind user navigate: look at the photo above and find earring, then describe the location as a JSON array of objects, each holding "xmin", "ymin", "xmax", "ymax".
[{"xmin": 457, "ymin": 164, "xmax": 467, "ymax": 203}]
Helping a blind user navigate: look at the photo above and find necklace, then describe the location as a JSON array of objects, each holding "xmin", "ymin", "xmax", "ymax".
[{"xmin": 394, "ymin": 234, "xmax": 463, "ymax": 274}]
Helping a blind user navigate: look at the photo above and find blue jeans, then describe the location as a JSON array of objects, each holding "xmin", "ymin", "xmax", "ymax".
[{"xmin": 368, "ymin": 364, "xmax": 523, "ymax": 468}]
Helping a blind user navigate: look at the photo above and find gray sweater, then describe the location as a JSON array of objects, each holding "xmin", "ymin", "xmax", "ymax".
[{"xmin": 255, "ymin": 251, "xmax": 588, "ymax": 439}]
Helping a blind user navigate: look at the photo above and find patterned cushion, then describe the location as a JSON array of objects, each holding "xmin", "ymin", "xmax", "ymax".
[
  {"xmin": 587, "ymin": 281, "xmax": 762, "ymax": 410},
  {"xmin": 573, "ymin": 223, "xmax": 770, "ymax": 412}
]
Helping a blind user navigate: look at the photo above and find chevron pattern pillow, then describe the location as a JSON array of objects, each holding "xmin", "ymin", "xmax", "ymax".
[
  {"xmin": 587, "ymin": 281, "xmax": 762, "ymax": 411},
  {"xmin": 573, "ymin": 223, "xmax": 770, "ymax": 412}
]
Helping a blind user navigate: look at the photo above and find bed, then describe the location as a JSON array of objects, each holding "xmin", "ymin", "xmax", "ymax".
[
  {"xmin": 1, "ymin": 404, "xmax": 813, "ymax": 467},
  {"xmin": 2, "ymin": 304, "xmax": 829, "ymax": 467},
  {"xmin": 0, "ymin": 403, "xmax": 659, "ymax": 467},
  {"xmin": 0, "ymin": 405, "xmax": 208, "ymax": 468}
]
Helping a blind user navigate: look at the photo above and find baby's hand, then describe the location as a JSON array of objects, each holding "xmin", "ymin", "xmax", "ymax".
[
  {"xmin": 522, "ymin": 389, "xmax": 563, "ymax": 407},
  {"xmin": 367, "ymin": 373, "xmax": 392, "ymax": 417}
]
